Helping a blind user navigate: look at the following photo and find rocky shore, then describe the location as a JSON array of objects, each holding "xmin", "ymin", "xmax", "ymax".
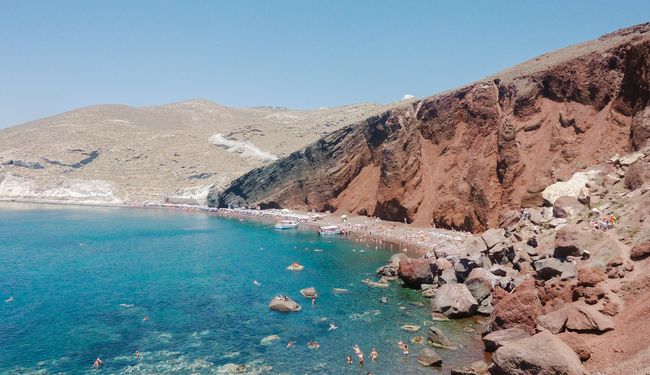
[{"xmin": 371, "ymin": 149, "xmax": 650, "ymax": 374}]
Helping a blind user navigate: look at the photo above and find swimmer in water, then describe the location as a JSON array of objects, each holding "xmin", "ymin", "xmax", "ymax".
[
  {"xmin": 312, "ymin": 298, "xmax": 316, "ymax": 305},
  {"xmin": 353, "ymin": 344, "xmax": 361, "ymax": 354},
  {"xmin": 143, "ymin": 315, "xmax": 150, "ymax": 322},
  {"xmin": 402, "ymin": 344, "xmax": 409, "ymax": 357},
  {"xmin": 346, "ymin": 355, "xmax": 353, "ymax": 364},
  {"xmin": 253, "ymin": 280, "xmax": 261, "ymax": 287},
  {"xmin": 370, "ymin": 348, "xmax": 378, "ymax": 361},
  {"xmin": 358, "ymin": 351, "xmax": 364, "ymax": 365},
  {"xmin": 135, "ymin": 351, "xmax": 141, "ymax": 359},
  {"xmin": 92, "ymin": 357, "xmax": 103, "ymax": 368},
  {"xmin": 286, "ymin": 341, "xmax": 294, "ymax": 348},
  {"xmin": 5, "ymin": 296, "xmax": 14, "ymax": 303},
  {"xmin": 328, "ymin": 322, "xmax": 337, "ymax": 331}
]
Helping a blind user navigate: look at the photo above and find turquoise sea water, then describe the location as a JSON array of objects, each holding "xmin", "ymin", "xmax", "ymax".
[{"xmin": 0, "ymin": 204, "xmax": 484, "ymax": 374}]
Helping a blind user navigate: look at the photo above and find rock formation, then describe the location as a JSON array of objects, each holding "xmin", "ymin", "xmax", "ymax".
[{"xmin": 213, "ymin": 23, "xmax": 650, "ymax": 232}]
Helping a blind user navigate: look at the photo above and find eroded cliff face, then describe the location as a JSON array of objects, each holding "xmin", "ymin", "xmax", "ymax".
[{"xmin": 210, "ymin": 23, "xmax": 650, "ymax": 232}]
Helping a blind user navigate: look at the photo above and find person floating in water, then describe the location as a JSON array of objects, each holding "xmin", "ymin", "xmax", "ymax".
[
  {"xmin": 328, "ymin": 322, "xmax": 337, "ymax": 331},
  {"xmin": 286, "ymin": 341, "xmax": 294, "ymax": 348},
  {"xmin": 253, "ymin": 280, "xmax": 261, "ymax": 287},
  {"xmin": 135, "ymin": 351, "xmax": 141, "ymax": 360},
  {"xmin": 402, "ymin": 344, "xmax": 409, "ymax": 357},
  {"xmin": 4, "ymin": 296, "xmax": 13, "ymax": 303},
  {"xmin": 358, "ymin": 351, "xmax": 364, "ymax": 365},
  {"xmin": 353, "ymin": 344, "xmax": 361, "ymax": 355},
  {"xmin": 143, "ymin": 315, "xmax": 150, "ymax": 322},
  {"xmin": 370, "ymin": 348, "xmax": 378, "ymax": 361},
  {"xmin": 92, "ymin": 357, "xmax": 103, "ymax": 369},
  {"xmin": 312, "ymin": 298, "xmax": 316, "ymax": 305},
  {"xmin": 346, "ymin": 355, "xmax": 353, "ymax": 365}
]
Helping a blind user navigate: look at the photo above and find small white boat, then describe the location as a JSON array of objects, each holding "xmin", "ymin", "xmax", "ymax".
[
  {"xmin": 275, "ymin": 220, "xmax": 299, "ymax": 229},
  {"xmin": 318, "ymin": 225, "xmax": 343, "ymax": 235}
]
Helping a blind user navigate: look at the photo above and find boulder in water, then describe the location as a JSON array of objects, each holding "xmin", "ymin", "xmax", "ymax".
[
  {"xmin": 300, "ymin": 287, "xmax": 318, "ymax": 298},
  {"xmin": 427, "ymin": 326, "xmax": 454, "ymax": 349},
  {"xmin": 260, "ymin": 334, "xmax": 280, "ymax": 346},
  {"xmin": 269, "ymin": 296, "xmax": 301, "ymax": 312},
  {"xmin": 398, "ymin": 258, "xmax": 434, "ymax": 288}
]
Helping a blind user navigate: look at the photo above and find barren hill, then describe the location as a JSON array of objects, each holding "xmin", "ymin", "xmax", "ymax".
[
  {"xmin": 0, "ymin": 100, "xmax": 393, "ymax": 205},
  {"xmin": 213, "ymin": 23, "xmax": 650, "ymax": 232}
]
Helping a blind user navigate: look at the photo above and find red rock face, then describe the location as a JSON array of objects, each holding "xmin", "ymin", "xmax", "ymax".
[
  {"xmin": 212, "ymin": 23, "xmax": 650, "ymax": 233},
  {"xmin": 489, "ymin": 279, "xmax": 544, "ymax": 334}
]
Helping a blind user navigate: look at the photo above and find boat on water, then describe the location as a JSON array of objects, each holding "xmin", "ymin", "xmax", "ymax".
[
  {"xmin": 274, "ymin": 220, "xmax": 299, "ymax": 229},
  {"xmin": 318, "ymin": 225, "xmax": 343, "ymax": 235}
]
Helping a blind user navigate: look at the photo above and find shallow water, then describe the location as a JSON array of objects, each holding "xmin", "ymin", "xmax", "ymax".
[{"xmin": 0, "ymin": 203, "xmax": 485, "ymax": 374}]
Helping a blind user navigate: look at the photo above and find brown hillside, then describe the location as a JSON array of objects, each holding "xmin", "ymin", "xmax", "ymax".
[{"xmin": 213, "ymin": 23, "xmax": 650, "ymax": 233}]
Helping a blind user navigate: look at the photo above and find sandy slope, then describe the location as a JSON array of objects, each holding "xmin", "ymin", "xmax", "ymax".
[{"xmin": 0, "ymin": 99, "xmax": 396, "ymax": 204}]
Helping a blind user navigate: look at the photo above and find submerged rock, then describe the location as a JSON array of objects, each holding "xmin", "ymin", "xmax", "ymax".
[
  {"xmin": 401, "ymin": 324, "xmax": 421, "ymax": 332},
  {"xmin": 417, "ymin": 347, "xmax": 442, "ymax": 366},
  {"xmin": 427, "ymin": 326, "xmax": 454, "ymax": 349},
  {"xmin": 300, "ymin": 287, "xmax": 318, "ymax": 298},
  {"xmin": 259, "ymin": 334, "xmax": 280, "ymax": 346}
]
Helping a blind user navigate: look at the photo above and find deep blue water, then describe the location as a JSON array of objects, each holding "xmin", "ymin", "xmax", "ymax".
[{"xmin": 0, "ymin": 203, "xmax": 484, "ymax": 374}]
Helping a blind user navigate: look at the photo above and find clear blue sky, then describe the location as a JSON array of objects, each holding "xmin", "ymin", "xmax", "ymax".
[{"xmin": 1, "ymin": 1, "xmax": 648, "ymax": 128}]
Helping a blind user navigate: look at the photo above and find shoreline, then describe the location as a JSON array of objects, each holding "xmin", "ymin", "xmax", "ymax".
[{"xmin": 0, "ymin": 198, "xmax": 473, "ymax": 258}]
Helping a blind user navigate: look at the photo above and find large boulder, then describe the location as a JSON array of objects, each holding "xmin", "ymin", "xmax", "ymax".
[
  {"xmin": 552, "ymin": 196, "xmax": 585, "ymax": 219},
  {"xmin": 492, "ymin": 331, "xmax": 588, "ymax": 375},
  {"xmin": 269, "ymin": 296, "xmax": 301, "ymax": 312},
  {"xmin": 488, "ymin": 243, "xmax": 516, "ymax": 265},
  {"xmin": 398, "ymin": 258, "xmax": 434, "ymax": 288},
  {"xmin": 533, "ymin": 258, "xmax": 575, "ymax": 280},
  {"xmin": 464, "ymin": 268, "xmax": 495, "ymax": 302},
  {"xmin": 390, "ymin": 253, "xmax": 409, "ymax": 266},
  {"xmin": 454, "ymin": 257, "xmax": 481, "ymax": 282},
  {"xmin": 482, "ymin": 327, "xmax": 530, "ymax": 352},
  {"xmin": 565, "ymin": 304, "xmax": 615, "ymax": 333},
  {"xmin": 489, "ymin": 279, "xmax": 544, "ymax": 334},
  {"xmin": 557, "ymin": 332, "xmax": 592, "ymax": 362},
  {"xmin": 535, "ymin": 306, "xmax": 568, "ymax": 334},
  {"xmin": 542, "ymin": 171, "xmax": 596, "ymax": 205},
  {"xmin": 432, "ymin": 284, "xmax": 478, "ymax": 318},
  {"xmin": 554, "ymin": 225, "xmax": 584, "ymax": 258},
  {"xmin": 630, "ymin": 240, "xmax": 650, "ymax": 260},
  {"xmin": 576, "ymin": 266, "xmax": 606, "ymax": 287},
  {"xmin": 439, "ymin": 267, "xmax": 458, "ymax": 285},
  {"xmin": 417, "ymin": 347, "xmax": 442, "ymax": 366},
  {"xmin": 482, "ymin": 228, "xmax": 507, "ymax": 249}
]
